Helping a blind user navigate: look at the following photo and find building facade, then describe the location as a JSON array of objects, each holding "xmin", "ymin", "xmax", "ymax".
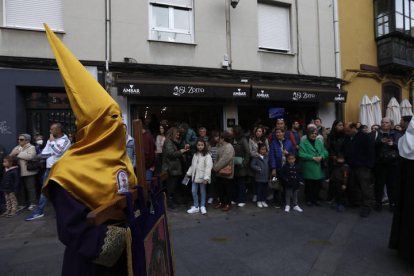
[
  {"xmin": 339, "ymin": 0, "xmax": 413, "ymax": 124},
  {"xmin": 0, "ymin": 0, "xmax": 345, "ymax": 152}
]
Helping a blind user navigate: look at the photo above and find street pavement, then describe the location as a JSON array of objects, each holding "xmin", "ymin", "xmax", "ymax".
[{"xmin": 1, "ymin": 188, "xmax": 413, "ymax": 276}]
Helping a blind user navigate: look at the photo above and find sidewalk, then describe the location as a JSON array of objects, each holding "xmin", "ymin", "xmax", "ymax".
[{"xmin": 0, "ymin": 194, "xmax": 413, "ymax": 276}]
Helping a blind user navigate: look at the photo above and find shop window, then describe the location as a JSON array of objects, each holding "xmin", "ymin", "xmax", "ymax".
[
  {"xmin": 3, "ymin": 0, "xmax": 64, "ymax": 31},
  {"xmin": 149, "ymin": 0, "xmax": 194, "ymax": 44},
  {"xmin": 257, "ymin": 2, "xmax": 291, "ymax": 52},
  {"xmin": 382, "ymin": 82, "xmax": 402, "ymax": 115}
]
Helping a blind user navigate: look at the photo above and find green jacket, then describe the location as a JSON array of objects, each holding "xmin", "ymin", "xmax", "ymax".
[{"xmin": 299, "ymin": 139, "xmax": 328, "ymax": 180}]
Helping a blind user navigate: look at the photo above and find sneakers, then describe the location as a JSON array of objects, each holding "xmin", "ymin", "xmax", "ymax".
[
  {"xmin": 207, "ymin": 198, "xmax": 213, "ymax": 204},
  {"xmin": 257, "ymin": 202, "xmax": 263, "ymax": 208},
  {"xmin": 325, "ymin": 198, "xmax": 332, "ymax": 204},
  {"xmin": 261, "ymin": 201, "xmax": 268, "ymax": 208},
  {"xmin": 252, "ymin": 195, "xmax": 257, "ymax": 202},
  {"xmin": 25, "ymin": 213, "xmax": 44, "ymax": 221},
  {"xmin": 274, "ymin": 204, "xmax": 280, "ymax": 209},
  {"xmin": 285, "ymin": 206, "xmax": 290, "ymax": 213},
  {"xmin": 17, "ymin": 206, "xmax": 26, "ymax": 213},
  {"xmin": 238, "ymin": 203, "xmax": 246, "ymax": 207},
  {"xmin": 231, "ymin": 201, "xmax": 237, "ymax": 205},
  {"xmin": 200, "ymin": 206, "xmax": 207, "ymax": 215},
  {"xmin": 187, "ymin": 206, "xmax": 200, "ymax": 214},
  {"xmin": 336, "ymin": 205, "xmax": 345, "ymax": 212},
  {"xmin": 7, "ymin": 211, "xmax": 17, "ymax": 218},
  {"xmin": 1, "ymin": 210, "xmax": 10, "ymax": 217},
  {"xmin": 266, "ymin": 194, "xmax": 274, "ymax": 200},
  {"xmin": 28, "ymin": 205, "xmax": 37, "ymax": 211},
  {"xmin": 293, "ymin": 206, "xmax": 303, "ymax": 212}
]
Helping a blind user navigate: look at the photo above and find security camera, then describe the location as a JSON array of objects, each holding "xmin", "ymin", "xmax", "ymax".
[{"xmin": 230, "ymin": 0, "xmax": 239, "ymax": 9}]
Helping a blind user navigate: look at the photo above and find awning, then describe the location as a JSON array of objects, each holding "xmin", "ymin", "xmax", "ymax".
[
  {"xmin": 116, "ymin": 75, "xmax": 250, "ymax": 99},
  {"xmin": 251, "ymin": 84, "xmax": 347, "ymax": 103}
]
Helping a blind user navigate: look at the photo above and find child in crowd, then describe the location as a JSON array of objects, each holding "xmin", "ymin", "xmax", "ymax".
[
  {"xmin": 330, "ymin": 153, "xmax": 349, "ymax": 212},
  {"xmin": 281, "ymin": 153, "xmax": 303, "ymax": 212},
  {"xmin": 250, "ymin": 143, "xmax": 270, "ymax": 208},
  {"xmin": 0, "ymin": 156, "xmax": 21, "ymax": 218},
  {"xmin": 185, "ymin": 138, "xmax": 213, "ymax": 214}
]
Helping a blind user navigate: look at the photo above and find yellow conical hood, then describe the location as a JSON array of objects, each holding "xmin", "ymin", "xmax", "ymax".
[{"xmin": 42, "ymin": 24, "xmax": 137, "ymax": 213}]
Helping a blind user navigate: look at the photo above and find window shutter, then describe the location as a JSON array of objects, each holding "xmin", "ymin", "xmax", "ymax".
[
  {"xmin": 5, "ymin": 0, "xmax": 64, "ymax": 31},
  {"xmin": 258, "ymin": 3, "xmax": 290, "ymax": 51},
  {"xmin": 149, "ymin": 0, "xmax": 193, "ymax": 8}
]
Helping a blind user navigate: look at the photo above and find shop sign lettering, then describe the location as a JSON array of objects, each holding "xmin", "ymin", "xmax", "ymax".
[
  {"xmin": 292, "ymin": 92, "xmax": 316, "ymax": 101},
  {"xmin": 173, "ymin": 86, "xmax": 205, "ymax": 96},
  {"xmin": 334, "ymin": 94, "xmax": 346, "ymax": 101},
  {"xmin": 233, "ymin": 88, "xmax": 247, "ymax": 97},
  {"xmin": 123, "ymin": 85, "xmax": 140, "ymax": 94},
  {"xmin": 256, "ymin": 90, "xmax": 270, "ymax": 99}
]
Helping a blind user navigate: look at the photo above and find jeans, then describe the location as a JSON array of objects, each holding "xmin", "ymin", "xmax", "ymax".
[
  {"xmin": 256, "ymin": 182, "xmax": 267, "ymax": 202},
  {"xmin": 233, "ymin": 176, "xmax": 246, "ymax": 203},
  {"xmin": 191, "ymin": 182, "xmax": 207, "ymax": 208},
  {"xmin": 33, "ymin": 169, "xmax": 50, "ymax": 215},
  {"xmin": 146, "ymin": 169, "xmax": 153, "ymax": 180}
]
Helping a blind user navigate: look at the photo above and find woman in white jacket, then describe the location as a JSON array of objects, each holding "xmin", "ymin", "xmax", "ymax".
[{"xmin": 185, "ymin": 138, "xmax": 213, "ymax": 214}]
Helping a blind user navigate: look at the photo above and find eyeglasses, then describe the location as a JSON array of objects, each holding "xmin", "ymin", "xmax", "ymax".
[{"xmin": 18, "ymin": 139, "xmax": 25, "ymax": 141}]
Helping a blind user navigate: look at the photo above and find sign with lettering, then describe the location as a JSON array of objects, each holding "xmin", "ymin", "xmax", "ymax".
[
  {"xmin": 252, "ymin": 86, "xmax": 347, "ymax": 103},
  {"xmin": 117, "ymin": 81, "xmax": 250, "ymax": 99}
]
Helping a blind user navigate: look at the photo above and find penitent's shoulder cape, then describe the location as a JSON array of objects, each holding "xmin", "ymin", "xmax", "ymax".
[{"xmin": 42, "ymin": 24, "xmax": 137, "ymax": 211}]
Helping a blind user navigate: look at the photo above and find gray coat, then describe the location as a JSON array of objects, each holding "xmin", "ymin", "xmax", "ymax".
[
  {"xmin": 162, "ymin": 139, "xmax": 183, "ymax": 176},
  {"xmin": 213, "ymin": 143, "xmax": 235, "ymax": 179},
  {"xmin": 232, "ymin": 138, "xmax": 250, "ymax": 177},
  {"xmin": 250, "ymin": 155, "xmax": 270, "ymax": 183}
]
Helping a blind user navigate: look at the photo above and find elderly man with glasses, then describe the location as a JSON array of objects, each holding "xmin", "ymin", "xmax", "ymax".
[{"xmin": 10, "ymin": 134, "xmax": 38, "ymax": 212}]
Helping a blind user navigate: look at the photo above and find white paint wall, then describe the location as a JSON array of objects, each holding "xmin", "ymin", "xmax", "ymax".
[{"xmin": 0, "ymin": 0, "xmax": 336, "ymax": 78}]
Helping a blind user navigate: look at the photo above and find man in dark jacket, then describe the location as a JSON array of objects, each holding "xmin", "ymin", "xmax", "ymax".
[
  {"xmin": 400, "ymin": 115, "xmax": 412, "ymax": 135},
  {"xmin": 342, "ymin": 122, "xmax": 375, "ymax": 218},
  {"xmin": 143, "ymin": 123, "xmax": 155, "ymax": 180}
]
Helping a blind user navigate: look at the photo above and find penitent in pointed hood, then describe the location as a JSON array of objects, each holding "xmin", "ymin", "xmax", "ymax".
[{"xmin": 42, "ymin": 24, "xmax": 137, "ymax": 212}]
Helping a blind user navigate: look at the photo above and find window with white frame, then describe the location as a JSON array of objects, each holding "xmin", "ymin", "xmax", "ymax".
[
  {"xmin": 257, "ymin": 2, "xmax": 291, "ymax": 52},
  {"xmin": 3, "ymin": 0, "xmax": 64, "ymax": 31},
  {"xmin": 149, "ymin": 0, "xmax": 194, "ymax": 43}
]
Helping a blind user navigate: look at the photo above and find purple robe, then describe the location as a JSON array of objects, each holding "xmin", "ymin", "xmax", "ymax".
[{"xmin": 49, "ymin": 182, "xmax": 128, "ymax": 275}]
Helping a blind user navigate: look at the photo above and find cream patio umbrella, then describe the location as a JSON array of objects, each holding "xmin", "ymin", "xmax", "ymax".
[
  {"xmin": 400, "ymin": 99, "xmax": 413, "ymax": 116},
  {"xmin": 386, "ymin": 97, "xmax": 401, "ymax": 126},
  {"xmin": 359, "ymin": 95, "xmax": 375, "ymax": 129},
  {"xmin": 371, "ymin": 95, "xmax": 382, "ymax": 125}
]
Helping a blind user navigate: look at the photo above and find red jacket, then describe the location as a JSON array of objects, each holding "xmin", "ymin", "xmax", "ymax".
[{"xmin": 143, "ymin": 132, "xmax": 155, "ymax": 170}]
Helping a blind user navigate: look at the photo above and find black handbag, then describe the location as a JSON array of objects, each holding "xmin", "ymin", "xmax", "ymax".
[
  {"xmin": 27, "ymin": 159, "xmax": 44, "ymax": 171},
  {"xmin": 380, "ymin": 149, "xmax": 399, "ymax": 163},
  {"xmin": 268, "ymin": 177, "xmax": 282, "ymax": 191}
]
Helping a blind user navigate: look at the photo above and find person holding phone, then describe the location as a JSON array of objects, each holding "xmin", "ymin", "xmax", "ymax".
[{"xmin": 373, "ymin": 117, "xmax": 401, "ymax": 212}]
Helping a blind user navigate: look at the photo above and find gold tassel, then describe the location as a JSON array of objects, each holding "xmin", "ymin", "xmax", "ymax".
[{"xmin": 126, "ymin": 227, "xmax": 133, "ymax": 276}]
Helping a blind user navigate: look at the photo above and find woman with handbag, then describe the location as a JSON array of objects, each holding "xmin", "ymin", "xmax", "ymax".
[
  {"xmin": 231, "ymin": 125, "xmax": 250, "ymax": 207},
  {"xmin": 373, "ymin": 117, "xmax": 402, "ymax": 212},
  {"xmin": 10, "ymin": 134, "xmax": 38, "ymax": 211},
  {"xmin": 213, "ymin": 132, "xmax": 235, "ymax": 211},
  {"xmin": 162, "ymin": 127, "xmax": 187, "ymax": 212},
  {"xmin": 299, "ymin": 127, "xmax": 328, "ymax": 207},
  {"xmin": 269, "ymin": 128, "xmax": 295, "ymax": 208}
]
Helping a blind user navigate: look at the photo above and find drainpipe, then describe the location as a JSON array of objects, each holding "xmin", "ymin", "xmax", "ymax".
[
  {"xmin": 225, "ymin": 0, "xmax": 232, "ymax": 70},
  {"xmin": 106, "ymin": 0, "xmax": 111, "ymax": 68},
  {"xmin": 333, "ymin": 0, "xmax": 342, "ymax": 119}
]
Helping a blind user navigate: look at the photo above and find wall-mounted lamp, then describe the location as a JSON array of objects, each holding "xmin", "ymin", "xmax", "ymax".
[{"xmin": 230, "ymin": 0, "xmax": 240, "ymax": 8}]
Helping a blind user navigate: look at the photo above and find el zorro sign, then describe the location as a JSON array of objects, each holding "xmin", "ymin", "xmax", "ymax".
[
  {"xmin": 252, "ymin": 87, "xmax": 347, "ymax": 103},
  {"xmin": 117, "ymin": 83, "xmax": 250, "ymax": 99}
]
